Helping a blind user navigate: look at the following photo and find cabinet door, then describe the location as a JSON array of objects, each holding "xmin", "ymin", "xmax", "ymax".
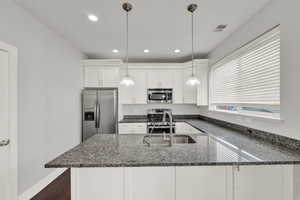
[
  {"xmin": 147, "ymin": 70, "xmax": 173, "ymax": 88},
  {"xmin": 176, "ymin": 166, "xmax": 228, "ymax": 200},
  {"xmin": 147, "ymin": 70, "xmax": 161, "ymax": 88},
  {"xmin": 235, "ymin": 165, "xmax": 292, "ymax": 200},
  {"xmin": 101, "ymin": 67, "xmax": 119, "ymax": 87},
  {"xmin": 119, "ymin": 123, "xmax": 133, "ymax": 134},
  {"xmin": 119, "ymin": 68, "xmax": 133, "ymax": 104},
  {"xmin": 133, "ymin": 123, "xmax": 147, "ymax": 134},
  {"xmin": 131, "ymin": 70, "xmax": 147, "ymax": 104},
  {"xmin": 84, "ymin": 67, "xmax": 100, "ymax": 87},
  {"xmin": 72, "ymin": 168, "xmax": 124, "ymax": 200},
  {"xmin": 126, "ymin": 167, "xmax": 175, "ymax": 200},
  {"xmin": 172, "ymin": 70, "xmax": 184, "ymax": 104},
  {"xmin": 159, "ymin": 70, "xmax": 173, "ymax": 88},
  {"xmin": 196, "ymin": 61, "xmax": 208, "ymax": 106},
  {"xmin": 183, "ymin": 68, "xmax": 197, "ymax": 104}
]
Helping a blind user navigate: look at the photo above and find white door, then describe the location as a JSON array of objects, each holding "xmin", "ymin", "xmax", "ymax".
[
  {"xmin": 176, "ymin": 166, "xmax": 228, "ymax": 200},
  {"xmin": 0, "ymin": 43, "xmax": 17, "ymax": 200},
  {"xmin": 183, "ymin": 68, "xmax": 197, "ymax": 104},
  {"xmin": 234, "ymin": 165, "xmax": 293, "ymax": 200},
  {"xmin": 84, "ymin": 66, "xmax": 100, "ymax": 87},
  {"xmin": 172, "ymin": 70, "xmax": 184, "ymax": 104},
  {"xmin": 72, "ymin": 168, "xmax": 124, "ymax": 200},
  {"xmin": 131, "ymin": 70, "xmax": 147, "ymax": 104},
  {"xmin": 126, "ymin": 167, "xmax": 175, "ymax": 200},
  {"xmin": 101, "ymin": 67, "xmax": 119, "ymax": 87},
  {"xmin": 147, "ymin": 70, "xmax": 161, "ymax": 88}
]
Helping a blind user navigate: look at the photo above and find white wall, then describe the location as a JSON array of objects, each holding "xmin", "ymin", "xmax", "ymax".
[
  {"xmin": 122, "ymin": 104, "xmax": 201, "ymax": 116},
  {"xmin": 200, "ymin": 0, "xmax": 300, "ymax": 141},
  {"xmin": 0, "ymin": 0, "xmax": 85, "ymax": 195}
]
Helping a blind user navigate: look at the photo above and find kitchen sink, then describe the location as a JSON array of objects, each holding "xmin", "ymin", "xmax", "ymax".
[{"xmin": 143, "ymin": 134, "xmax": 196, "ymax": 146}]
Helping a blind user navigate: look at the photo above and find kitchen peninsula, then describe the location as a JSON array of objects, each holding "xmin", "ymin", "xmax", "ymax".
[{"xmin": 46, "ymin": 117, "xmax": 300, "ymax": 200}]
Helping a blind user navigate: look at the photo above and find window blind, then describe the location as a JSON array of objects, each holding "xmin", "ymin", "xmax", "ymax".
[{"xmin": 210, "ymin": 26, "xmax": 280, "ymax": 106}]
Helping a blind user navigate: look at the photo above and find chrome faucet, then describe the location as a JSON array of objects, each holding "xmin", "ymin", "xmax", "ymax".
[{"xmin": 162, "ymin": 110, "xmax": 174, "ymax": 146}]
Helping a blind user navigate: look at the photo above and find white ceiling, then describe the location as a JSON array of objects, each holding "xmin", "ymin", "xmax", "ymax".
[{"xmin": 15, "ymin": 0, "xmax": 272, "ymax": 62}]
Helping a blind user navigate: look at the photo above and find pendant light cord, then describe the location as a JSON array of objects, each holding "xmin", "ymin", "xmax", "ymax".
[
  {"xmin": 126, "ymin": 11, "xmax": 129, "ymax": 76},
  {"xmin": 191, "ymin": 11, "xmax": 195, "ymax": 76}
]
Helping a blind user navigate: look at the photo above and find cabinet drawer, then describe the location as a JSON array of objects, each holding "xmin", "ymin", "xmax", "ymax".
[
  {"xmin": 133, "ymin": 123, "xmax": 147, "ymax": 134},
  {"xmin": 119, "ymin": 123, "xmax": 146, "ymax": 134},
  {"xmin": 119, "ymin": 123, "xmax": 133, "ymax": 134}
]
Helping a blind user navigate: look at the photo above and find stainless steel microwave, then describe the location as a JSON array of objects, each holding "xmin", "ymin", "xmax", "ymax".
[{"xmin": 147, "ymin": 89, "xmax": 173, "ymax": 104}]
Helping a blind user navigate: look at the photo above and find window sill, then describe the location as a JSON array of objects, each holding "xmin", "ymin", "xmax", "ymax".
[{"xmin": 208, "ymin": 109, "xmax": 284, "ymax": 124}]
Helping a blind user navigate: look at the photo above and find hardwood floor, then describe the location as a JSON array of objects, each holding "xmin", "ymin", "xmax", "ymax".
[{"xmin": 31, "ymin": 169, "xmax": 70, "ymax": 200}]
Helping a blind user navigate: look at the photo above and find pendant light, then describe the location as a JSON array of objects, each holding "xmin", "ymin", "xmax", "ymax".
[
  {"xmin": 120, "ymin": 2, "xmax": 135, "ymax": 86},
  {"xmin": 186, "ymin": 4, "xmax": 200, "ymax": 86}
]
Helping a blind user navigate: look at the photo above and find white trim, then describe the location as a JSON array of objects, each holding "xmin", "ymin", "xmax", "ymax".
[
  {"xmin": 0, "ymin": 41, "xmax": 18, "ymax": 200},
  {"xmin": 82, "ymin": 59, "xmax": 123, "ymax": 66},
  {"xmin": 18, "ymin": 168, "xmax": 67, "ymax": 200},
  {"xmin": 82, "ymin": 59, "xmax": 209, "ymax": 69}
]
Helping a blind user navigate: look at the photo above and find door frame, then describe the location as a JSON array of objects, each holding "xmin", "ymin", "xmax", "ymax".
[{"xmin": 0, "ymin": 41, "xmax": 18, "ymax": 199}]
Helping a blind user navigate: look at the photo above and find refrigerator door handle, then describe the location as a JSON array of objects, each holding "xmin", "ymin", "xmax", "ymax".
[
  {"xmin": 95, "ymin": 103, "xmax": 100, "ymax": 128},
  {"xmin": 97, "ymin": 103, "xmax": 101, "ymax": 129}
]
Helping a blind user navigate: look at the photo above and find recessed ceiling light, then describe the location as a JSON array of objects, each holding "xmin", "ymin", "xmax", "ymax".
[
  {"xmin": 144, "ymin": 49, "xmax": 150, "ymax": 53},
  {"xmin": 112, "ymin": 49, "xmax": 119, "ymax": 53},
  {"xmin": 174, "ymin": 49, "xmax": 181, "ymax": 53},
  {"xmin": 88, "ymin": 14, "xmax": 98, "ymax": 22}
]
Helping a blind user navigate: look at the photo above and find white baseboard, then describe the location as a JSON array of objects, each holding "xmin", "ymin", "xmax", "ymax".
[{"xmin": 18, "ymin": 168, "xmax": 67, "ymax": 200}]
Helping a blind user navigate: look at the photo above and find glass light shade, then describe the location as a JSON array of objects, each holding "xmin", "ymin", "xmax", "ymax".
[
  {"xmin": 186, "ymin": 75, "xmax": 200, "ymax": 86},
  {"xmin": 120, "ymin": 75, "xmax": 135, "ymax": 86}
]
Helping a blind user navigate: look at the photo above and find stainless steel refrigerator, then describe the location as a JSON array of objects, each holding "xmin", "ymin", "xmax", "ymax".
[{"xmin": 82, "ymin": 88, "xmax": 118, "ymax": 141}]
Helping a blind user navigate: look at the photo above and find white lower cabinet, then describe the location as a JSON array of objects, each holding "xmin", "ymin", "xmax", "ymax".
[
  {"xmin": 119, "ymin": 123, "xmax": 147, "ymax": 134},
  {"xmin": 71, "ymin": 165, "xmax": 293, "ymax": 200},
  {"xmin": 234, "ymin": 165, "xmax": 293, "ymax": 200},
  {"xmin": 176, "ymin": 166, "xmax": 229, "ymax": 200},
  {"xmin": 125, "ymin": 167, "xmax": 175, "ymax": 200},
  {"xmin": 71, "ymin": 168, "xmax": 124, "ymax": 200}
]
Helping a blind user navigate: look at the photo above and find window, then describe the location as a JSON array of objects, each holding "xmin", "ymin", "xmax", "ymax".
[{"xmin": 209, "ymin": 26, "xmax": 280, "ymax": 119}]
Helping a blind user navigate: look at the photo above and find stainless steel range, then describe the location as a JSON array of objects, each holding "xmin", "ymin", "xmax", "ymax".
[{"xmin": 147, "ymin": 109, "xmax": 175, "ymax": 134}]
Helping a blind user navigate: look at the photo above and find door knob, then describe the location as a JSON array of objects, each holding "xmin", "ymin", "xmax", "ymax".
[{"xmin": 0, "ymin": 139, "xmax": 10, "ymax": 147}]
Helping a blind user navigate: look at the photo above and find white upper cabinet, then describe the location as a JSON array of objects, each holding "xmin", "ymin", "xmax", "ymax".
[
  {"xmin": 84, "ymin": 66, "xmax": 99, "ymax": 87},
  {"xmin": 119, "ymin": 68, "xmax": 147, "ymax": 104},
  {"xmin": 119, "ymin": 67, "xmax": 133, "ymax": 104},
  {"xmin": 195, "ymin": 60, "xmax": 209, "ymax": 106},
  {"xmin": 83, "ymin": 60, "xmax": 121, "ymax": 88},
  {"xmin": 83, "ymin": 59, "xmax": 209, "ymax": 106},
  {"xmin": 183, "ymin": 67, "xmax": 197, "ymax": 104},
  {"xmin": 100, "ymin": 67, "xmax": 119, "ymax": 87},
  {"xmin": 84, "ymin": 67, "xmax": 119, "ymax": 88},
  {"xmin": 147, "ymin": 69, "xmax": 173, "ymax": 88},
  {"xmin": 172, "ymin": 69, "xmax": 184, "ymax": 104},
  {"xmin": 131, "ymin": 69, "xmax": 147, "ymax": 104}
]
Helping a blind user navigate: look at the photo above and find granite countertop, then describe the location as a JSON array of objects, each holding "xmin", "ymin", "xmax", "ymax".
[{"xmin": 45, "ymin": 118, "xmax": 300, "ymax": 168}]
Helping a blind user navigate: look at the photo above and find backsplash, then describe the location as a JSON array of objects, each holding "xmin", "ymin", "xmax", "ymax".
[{"xmin": 122, "ymin": 104, "xmax": 202, "ymax": 115}]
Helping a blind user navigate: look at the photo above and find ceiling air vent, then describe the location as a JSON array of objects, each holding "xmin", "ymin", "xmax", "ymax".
[{"xmin": 214, "ymin": 24, "xmax": 227, "ymax": 32}]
